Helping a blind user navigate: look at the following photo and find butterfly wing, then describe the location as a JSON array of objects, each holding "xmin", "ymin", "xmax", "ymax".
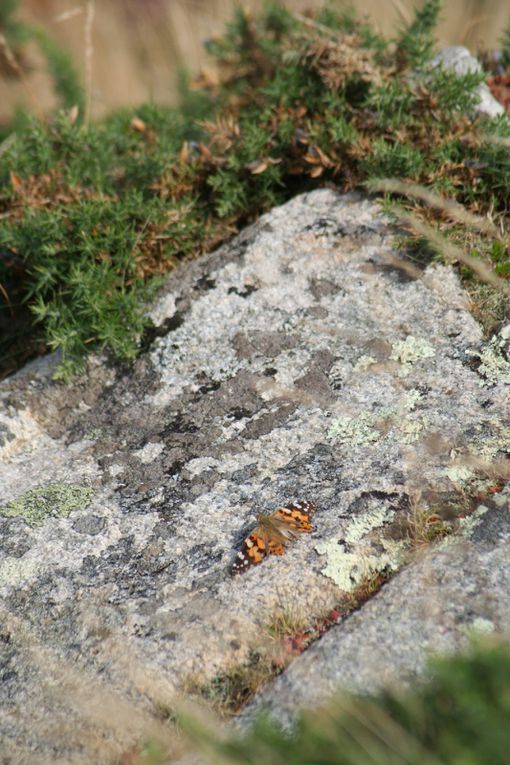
[
  {"xmin": 230, "ymin": 530, "xmax": 268, "ymax": 575},
  {"xmin": 273, "ymin": 500, "xmax": 316, "ymax": 532},
  {"xmin": 230, "ymin": 500, "xmax": 316, "ymax": 575}
]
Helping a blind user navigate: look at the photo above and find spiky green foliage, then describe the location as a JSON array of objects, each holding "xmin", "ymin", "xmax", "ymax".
[
  {"xmin": 500, "ymin": 18, "xmax": 510, "ymax": 69},
  {"xmin": 182, "ymin": 642, "xmax": 510, "ymax": 765},
  {"xmin": 0, "ymin": 0, "xmax": 508, "ymax": 377},
  {"xmin": 396, "ymin": 0, "xmax": 443, "ymax": 68}
]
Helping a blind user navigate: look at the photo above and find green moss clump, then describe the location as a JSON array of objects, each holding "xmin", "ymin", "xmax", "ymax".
[{"xmin": 1, "ymin": 483, "xmax": 93, "ymax": 527}]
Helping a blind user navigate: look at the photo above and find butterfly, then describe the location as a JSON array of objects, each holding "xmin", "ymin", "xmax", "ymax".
[{"xmin": 230, "ymin": 500, "xmax": 316, "ymax": 575}]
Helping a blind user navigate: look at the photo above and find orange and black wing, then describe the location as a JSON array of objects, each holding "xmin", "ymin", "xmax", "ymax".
[
  {"xmin": 230, "ymin": 500, "xmax": 316, "ymax": 575},
  {"xmin": 230, "ymin": 530, "xmax": 268, "ymax": 575},
  {"xmin": 273, "ymin": 500, "xmax": 316, "ymax": 531}
]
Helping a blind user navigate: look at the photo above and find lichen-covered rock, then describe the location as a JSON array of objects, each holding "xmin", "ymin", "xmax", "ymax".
[{"xmin": 0, "ymin": 189, "xmax": 508, "ymax": 762}]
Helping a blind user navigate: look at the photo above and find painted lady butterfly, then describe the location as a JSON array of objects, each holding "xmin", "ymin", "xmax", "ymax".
[{"xmin": 230, "ymin": 500, "xmax": 316, "ymax": 575}]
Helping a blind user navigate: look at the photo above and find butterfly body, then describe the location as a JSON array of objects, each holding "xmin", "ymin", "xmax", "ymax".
[{"xmin": 230, "ymin": 500, "xmax": 316, "ymax": 575}]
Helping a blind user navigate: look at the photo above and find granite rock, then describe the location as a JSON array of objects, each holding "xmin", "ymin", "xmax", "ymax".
[{"xmin": 0, "ymin": 189, "xmax": 508, "ymax": 763}]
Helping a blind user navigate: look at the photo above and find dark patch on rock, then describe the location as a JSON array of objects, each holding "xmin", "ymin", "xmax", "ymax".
[
  {"xmin": 263, "ymin": 367, "xmax": 277, "ymax": 377},
  {"xmin": 195, "ymin": 275, "xmax": 216, "ymax": 292},
  {"xmin": 187, "ymin": 543, "xmax": 224, "ymax": 573},
  {"xmin": 347, "ymin": 490, "xmax": 409, "ymax": 519},
  {"xmin": 308, "ymin": 277, "xmax": 344, "ymax": 300},
  {"xmin": 228, "ymin": 407, "xmax": 252, "ymax": 421},
  {"xmin": 334, "ymin": 221, "xmax": 384, "ymax": 237},
  {"xmin": 0, "ymin": 423, "xmax": 15, "ymax": 447},
  {"xmin": 361, "ymin": 337, "xmax": 393, "ymax": 360},
  {"xmin": 461, "ymin": 347, "xmax": 483, "ymax": 373},
  {"xmin": 232, "ymin": 330, "xmax": 299, "ymax": 360},
  {"xmin": 362, "ymin": 259, "xmax": 418, "ymax": 284},
  {"xmin": 161, "ymin": 415, "xmax": 199, "ymax": 435},
  {"xmin": 0, "ymin": 518, "xmax": 32, "ymax": 557},
  {"xmin": 71, "ymin": 514, "xmax": 106, "ymax": 535},
  {"xmin": 302, "ymin": 216, "xmax": 338, "ymax": 234},
  {"xmin": 228, "ymin": 284, "xmax": 258, "ymax": 298},
  {"xmin": 77, "ymin": 536, "xmax": 177, "ymax": 603},
  {"xmin": 197, "ymin": 379, "xmax": 221, "ymax": 395},
  {"xmin": 242, "ymin": 403, "xmax": 297, "ymax": 440},
  {"xmin": 231, "ymin": 464, "xmax": 259, "ymax": 483},
  {"xmin": 470, "ymin": 500, "xmax": 510, "ymax": 547},
  {"xmin": 294, "ymin": 350, "xmax": 336, "ymax": 402},
  {"xmin": 139, "ymin": 312, "xmax": 185, "ymax": 352}
]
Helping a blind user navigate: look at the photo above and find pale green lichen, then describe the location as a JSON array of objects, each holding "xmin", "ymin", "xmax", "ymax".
[
  {"xmin": 316, "ymin": 503, "xmax": 404, "ymax": 590},
  {"xmin": 315, "ymin": 540, "xmax": 402, "ymax": 591},
  {"xmin": 390, "ymin": 336, "xmax": 435, "ymax": 377},
  {"xmin": 0, "ymin": 556, "xmax": 45, "ymax": 587},
  {"xmin": 1, "ymin": 483, "xmax": 93, "ymax": 527},
  {"xmin": 328, "ymin": 389, "xmax": 427, "ymax": 447},
  {"xmin": 473, "ymin": 427, "xmax": 510, "ymax": 459},
  {"xmin": 353, "ymin": 355, "xmax": 377, "ymax": 373},
  {"xmin": 444, "ymin": 463, "xmax": 475, "ymax": 483},
  {"xmin": 399, "ymin": 389, "xmax": 422, "ymax": 412},
  {"xmin": 327, "ymin": 414, "xmax": 380, "ymax": 445},
  {"xmin": 475, "ymin": 333, "xmax": 510, "ymax": 386},
  {"xmin": 345, "ymin": 506, "xmax": 395, "ymax": 544},
  {"xmin": 458, "ymin": 504, "xmax": 489, "ymax": 536},
  {"xmin": 85, "ymin": 427, "xmax": 108, "ymax": 441},
  {"xmin": 399, "ymin": 416, "xmax": 429, "ymax": 444},
  {"xmin": 465, "ymin": 617, "xmax": 495, "ymax": 636}
]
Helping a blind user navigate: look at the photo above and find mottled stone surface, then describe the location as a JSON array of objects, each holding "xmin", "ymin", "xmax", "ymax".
[{"xmin": 0, "ymin": 189, "xmax": 508, "ymax": 763}]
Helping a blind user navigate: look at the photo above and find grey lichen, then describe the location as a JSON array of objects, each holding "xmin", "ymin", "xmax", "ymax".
[{"xmin": 1, "ymin": 483, "xmax": 94, "ymax": 528}]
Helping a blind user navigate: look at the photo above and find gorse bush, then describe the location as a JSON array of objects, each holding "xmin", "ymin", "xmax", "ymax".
[{"xmin": 0, "ymin": 0, "xmax": 509, "ymax": 377}]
